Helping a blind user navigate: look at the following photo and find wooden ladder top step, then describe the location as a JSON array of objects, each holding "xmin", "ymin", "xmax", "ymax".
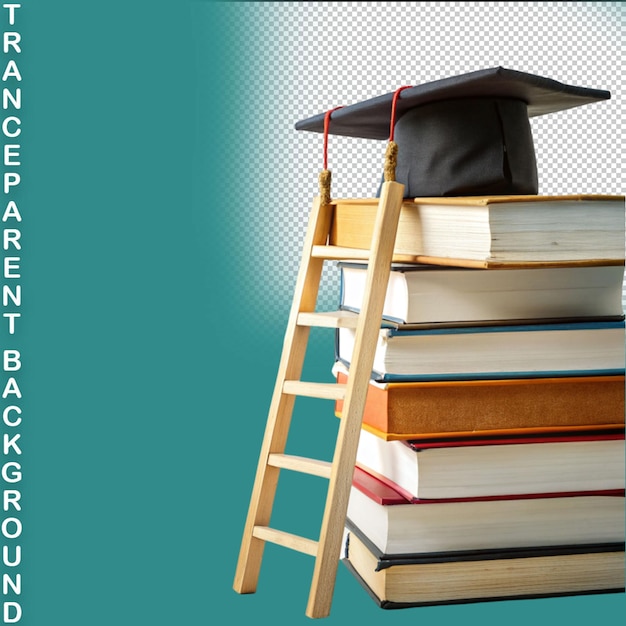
[
  {"xmin": 297, "ymin": 310, "xmax": 359, "ymax": 329},
  {"xmin": 311, "ymin": 245, "xmax": 371, "ymax": 260},
  {"xmin": 311, "ymin": 244, "xmax": 420, "ymax": 263}
]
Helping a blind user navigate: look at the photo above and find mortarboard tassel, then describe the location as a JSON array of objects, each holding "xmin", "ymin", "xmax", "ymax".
[
  {"xmin": 383, "ymin": 141, "xmax": 398, "ymax": 183},
  {"xmin": 319, "ymin": 106, "xmax": 343, "ymax": 205},
  {"xmin": 318, "ymin": 169, "xmax": 332, "ymax": 207},
  {"xmin": 384, "ymin": 85, "xmax": 413, "ymax": 183}
]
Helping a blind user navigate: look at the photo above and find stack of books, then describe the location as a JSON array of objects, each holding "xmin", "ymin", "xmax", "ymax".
[{"xmin": 332, "ymin": 195, "xmax": 626, "ymax": 608}]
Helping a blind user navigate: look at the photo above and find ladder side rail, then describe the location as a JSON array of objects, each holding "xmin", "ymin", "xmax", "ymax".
[
  {"xmin": 306, "ymin": 181, "xmax": 405, "ymax": 617},
  {"xmin": 233, "ymin": 197, "xmax": 335, "ymax": 594}
]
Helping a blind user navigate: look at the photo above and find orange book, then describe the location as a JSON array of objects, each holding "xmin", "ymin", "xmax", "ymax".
[{"xmin": 334, "ymin": 363, "xmax": 625, "ymax": 440}]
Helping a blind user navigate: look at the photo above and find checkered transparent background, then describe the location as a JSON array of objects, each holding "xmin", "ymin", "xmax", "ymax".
[{"xmin": 206, "ymin": 1, "xmax": 625, "ymax": 324}]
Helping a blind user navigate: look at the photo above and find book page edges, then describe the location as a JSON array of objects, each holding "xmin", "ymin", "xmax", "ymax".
[
  {"xmin": 413, "ymin": 257, "xmax": 625, "ymax": 269},
  {"xmin": 332, "ymin": 194, "xmax": 625, "ymax": 206},
  {"xmin": 335, "ymin": 252, "xmax": 624, "ymax": 268},
  {"xmin": 359, "ymin": 422, "xmax": 626, "ymax": 442}
]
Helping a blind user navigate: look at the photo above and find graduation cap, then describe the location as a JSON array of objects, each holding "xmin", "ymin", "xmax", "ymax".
[{"xmin": 295, "ymin": 67, "xmax": 610, "ymax": 198}]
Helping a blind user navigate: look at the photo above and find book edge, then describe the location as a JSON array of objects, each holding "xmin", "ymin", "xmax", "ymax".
[{"xmin": 342, "ymin": 557, "xmax": 626, "ymax": 610}]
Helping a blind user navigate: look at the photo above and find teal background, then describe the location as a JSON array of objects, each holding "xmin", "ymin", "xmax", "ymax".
[{"xmin": 2, "ymin": 1, "xmax": 622, "ymax": 624}]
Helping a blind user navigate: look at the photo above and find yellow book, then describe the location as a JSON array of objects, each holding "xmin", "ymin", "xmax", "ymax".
[{"xmin": 329, "ymin": 195, "xmax": 625, "ymax": 267}]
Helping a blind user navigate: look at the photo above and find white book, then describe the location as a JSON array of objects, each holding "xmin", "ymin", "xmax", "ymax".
[
  {"xmin": 347, "ymin": 467, "xmax": 625, "ymax": 556},
  {"xmin": 355, "ymin": 428, "xmax": 626, "ymax": 499},
  {"xmin": 336, "ymin": 320, "xmax": 626, "ymax": 382},
  {"xmin": 339, "ymin": 262, "xmax": 625, "ymax": 325}
]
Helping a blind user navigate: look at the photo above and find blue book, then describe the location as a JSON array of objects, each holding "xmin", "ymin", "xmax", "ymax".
[{"xmin": 335, "ymin": 320, "xmax": 626, "ymax": 382}]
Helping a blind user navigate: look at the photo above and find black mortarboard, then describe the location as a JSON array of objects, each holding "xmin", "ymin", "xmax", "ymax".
[{"xmin": 295, "ymin": 67, "xmax": 610, "ymax": 198}]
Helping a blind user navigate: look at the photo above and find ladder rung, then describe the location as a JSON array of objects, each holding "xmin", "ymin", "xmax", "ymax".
[
  {"xmin": 283, "ymin": 380, "xmax": 347, "ymax": 401},
  {"xmin": 252, "ymin": 526, "xmax": 318, "ymax": 557},
  {"xmin": 311, "ymin": 245, "xmax": 370, "ymax": 260},
  {"xmin": 268, "ymin": 453, "xmax": 332, "ymax": 479},
  {"xmin": 311, "ymin": 245, "xmax": 421, "ymax": 263},
  {"xmin": 297, "ymin": 310, "xmax": 359, "ymax": 329}
]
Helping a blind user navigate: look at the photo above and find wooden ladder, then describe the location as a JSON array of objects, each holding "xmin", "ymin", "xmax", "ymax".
[{"xmin": 233, "ymin": 180, "xmax": 405, "ymax": 618}]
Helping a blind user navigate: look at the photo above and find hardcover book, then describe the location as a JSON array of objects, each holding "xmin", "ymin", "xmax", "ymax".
[
  {"xmin": 339, "ymin": 261, "xmax": 625, "ymax": 325},
  {"xmin": 343, "ymin": 529, "xmax": 625, "ymax": 609},
  {"xmin": 329, "ymin": 195, "xmax": 625, "ymax": 266},
  {"xmin": 333, "ymin": 362, "xmax": 625, "ymax": 440},
  {"xmin": 347, "ymin": 466, "xmax": 626, "ymax": 556},
  {"xmin": 336, "ymin": 320, "xmax": 626, "ymax": 382},
  {"xmin": 355, "ymin": 428, "xmax": 626, "ymax": 499}
]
